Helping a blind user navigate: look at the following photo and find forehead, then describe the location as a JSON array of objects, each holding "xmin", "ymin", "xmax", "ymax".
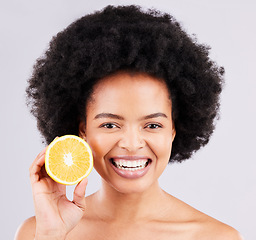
[
  {"xmin": 86, "ymin": 71, "xmax": 172, "ymax": 116},
  {"xmin": 92, "ymin": 71, "xmax": 170, "ymax": 98}
]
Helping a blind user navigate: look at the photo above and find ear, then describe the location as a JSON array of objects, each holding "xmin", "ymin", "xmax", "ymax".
[
  {"xmin": 79, "ymin": 121, "xmax": 87, "ymax": 141},
  {"xmin": 171, "ymin": 122, "xmax": 176, "ymax": 142}
]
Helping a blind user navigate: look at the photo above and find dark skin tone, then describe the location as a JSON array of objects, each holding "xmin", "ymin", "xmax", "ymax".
[{"xmin": 15, "ymin": 72, "xmax": 243, "ymax": 240}]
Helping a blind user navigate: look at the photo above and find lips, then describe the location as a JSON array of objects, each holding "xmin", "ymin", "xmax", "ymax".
[{"xmin": 109, "ymin": 156, "xmax": 152, "ymax": 179}]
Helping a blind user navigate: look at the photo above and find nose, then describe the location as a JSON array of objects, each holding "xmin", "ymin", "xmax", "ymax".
[{"xmin": 117, "ymin": 128, "xmax": 146, "ymax": 152}]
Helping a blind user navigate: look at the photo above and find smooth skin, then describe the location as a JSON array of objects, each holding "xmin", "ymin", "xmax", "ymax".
[{"xmin": 15, "ymin": 72, "xmax": 243, "ymax": 240}]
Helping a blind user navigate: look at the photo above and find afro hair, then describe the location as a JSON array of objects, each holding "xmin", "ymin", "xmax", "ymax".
[{"xmin": 26, "ymin": 5, "xmax": 224, "ymax": 162}]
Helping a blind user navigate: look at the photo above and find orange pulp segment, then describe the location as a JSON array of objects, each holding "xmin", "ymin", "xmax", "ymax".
[{"xmin": 45, "ymin": 135, "xmax": 93, "ymax": 185}]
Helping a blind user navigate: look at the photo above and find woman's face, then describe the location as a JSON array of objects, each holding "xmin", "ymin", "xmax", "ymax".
[{"xmin": 79, "ymin": 71, "xmax": 176, "ymax": 194}]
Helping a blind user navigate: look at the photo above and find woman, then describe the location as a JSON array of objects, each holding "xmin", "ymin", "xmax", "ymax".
[{"xmin": 15, "ymin": 5, "xmax": 242, "ymax": 240}]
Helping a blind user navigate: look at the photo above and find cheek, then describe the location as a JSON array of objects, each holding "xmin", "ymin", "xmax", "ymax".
[
  {"xmin": 149, "ymin": 133, "xmax": 173, "ymax": 160},
  {"xmin": 86, "ymin": 135, "xmax": 104, "ymax": 158},
  {"xmin": 86, "ymin": 134, "xmax": 109, "ymax": 175},
  {"xmin": 86, "ymin": 132, "xmax": 114, "ymax": 160}
]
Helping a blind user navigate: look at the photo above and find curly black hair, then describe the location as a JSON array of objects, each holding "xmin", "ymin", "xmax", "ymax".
[{"xmin": 26, "ymin": 5, "xmax": 224, "ymax": 163}]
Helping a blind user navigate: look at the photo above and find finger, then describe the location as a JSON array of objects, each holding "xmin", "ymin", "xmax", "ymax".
[
  {"xmin": 38, "ymin": 164, "xmax": 48, "ymax": 180},
  {"xmin": 29, "ymin": 146, "xmax": 48, "ymax": 184},
  {"xmin": 72, "ymin": 178, "xmax": 88, "ymax": 212},
  {"xmin": 30, "ymin": 136, "xmax": 58, "ymax": 172},
  {"xmin": 35, "ymin": 146, "xmax": 48, "ymax": 162}
]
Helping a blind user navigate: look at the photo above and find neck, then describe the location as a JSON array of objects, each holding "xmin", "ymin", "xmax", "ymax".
[{"xmin": 91, "ymin": 179, "xmax": 169, "ymax": 223}]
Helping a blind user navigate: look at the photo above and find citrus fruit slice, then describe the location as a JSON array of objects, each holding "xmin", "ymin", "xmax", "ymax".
[{"xmin": 45, "ymin": 135, "xmax": 93, "ymax": 185}]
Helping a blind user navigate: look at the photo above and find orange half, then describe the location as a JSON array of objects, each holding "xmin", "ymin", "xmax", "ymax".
[{"xmin": 45, "ymin": 135, "xmax": 93, "ymax": 185}]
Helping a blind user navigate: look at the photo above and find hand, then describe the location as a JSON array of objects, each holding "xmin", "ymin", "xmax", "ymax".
[{"xmin": 29, "ymin": 146, "xmax": 88, "ymax": 239}]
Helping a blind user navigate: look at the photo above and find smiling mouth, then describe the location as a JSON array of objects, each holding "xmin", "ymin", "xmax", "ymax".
[{"xmin": 110, "ymin": 158, "xmax": 151, "ymax": 171}]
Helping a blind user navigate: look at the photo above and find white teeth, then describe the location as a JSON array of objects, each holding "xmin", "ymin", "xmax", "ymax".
[{"xmin": 112, "ymin": 159, "xmax": 149, "ymax": 170}]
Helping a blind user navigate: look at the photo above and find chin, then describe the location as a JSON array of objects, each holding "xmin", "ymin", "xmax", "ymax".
[{"xmin": 107, "ymin": 177, "xmax": 156, "ymax": 195}]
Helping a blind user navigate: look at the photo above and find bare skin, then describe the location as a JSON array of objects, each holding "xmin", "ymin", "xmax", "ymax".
[{"xmin": 15, "ymin": 72, "xmax": 243, "ymax": 240}]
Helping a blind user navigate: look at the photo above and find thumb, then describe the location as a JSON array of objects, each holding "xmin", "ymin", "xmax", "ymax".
[{"xmin": 72, "ymin": 178, "xmax": 88, "ymax": 212}]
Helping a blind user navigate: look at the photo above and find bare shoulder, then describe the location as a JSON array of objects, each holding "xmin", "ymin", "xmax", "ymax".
[
  {"xmin": 184, "ymin": 203, "xmax": 243, "ymax": 240},
  {"xmin": 195, "ymin": 215, "xmax": 243, "ymax": 240},
  {"xmin": 14, "ymin": 216, "xmax": 36, "ymax": 240},
  {"xmin": 164, "ymin": 194, "xmax": 243, "ymax": 240}
]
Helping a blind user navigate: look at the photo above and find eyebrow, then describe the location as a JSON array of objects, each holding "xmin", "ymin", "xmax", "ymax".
[
  {"xmin": 94, "ymin": 113, "xmax": 124, "ymax": 120},
  {"xmin": 94, "ymin": 112, "xmax": 167, "ymax": 120},
  {"xmin": 140, "ymin": 112, "xmax": 168, "ymax": 120}
]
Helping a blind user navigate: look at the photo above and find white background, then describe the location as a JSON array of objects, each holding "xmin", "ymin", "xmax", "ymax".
[{"xmin": 1, "ymin": 0, "xmax": 255, "ymax": 239}]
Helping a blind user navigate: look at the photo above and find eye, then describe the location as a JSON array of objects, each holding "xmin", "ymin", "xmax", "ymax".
[
  {"xmin": 100, "ymin": 123, "xmax": 118, "ymax": 129},
  {"xmin": 145, "ymin": 123, "xmax": 162, "ymax": 129}
]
